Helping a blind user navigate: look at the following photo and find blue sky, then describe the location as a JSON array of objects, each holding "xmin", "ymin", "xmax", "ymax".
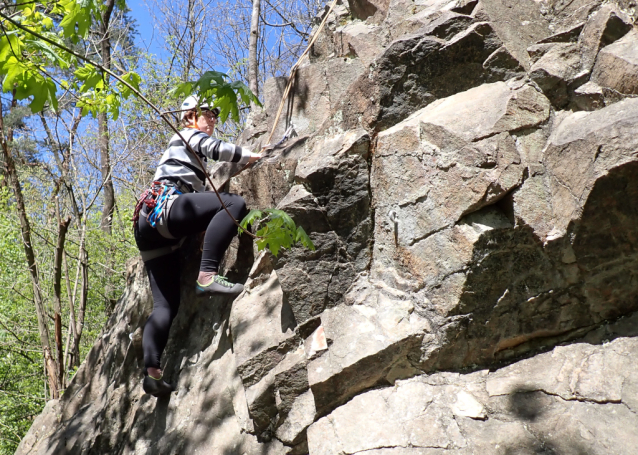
[{"xmin": 126, "ymin": 0, "xmax": 166, "ymax": 59}]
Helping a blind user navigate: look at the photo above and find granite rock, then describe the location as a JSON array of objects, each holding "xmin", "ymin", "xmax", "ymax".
[
  {"xmin": 308, "ymin": 337, "xmax": 638, "ymax": 455},
  {"xmin": 592, "ymin": 29, "xmax": 638, "ymax": 95}
]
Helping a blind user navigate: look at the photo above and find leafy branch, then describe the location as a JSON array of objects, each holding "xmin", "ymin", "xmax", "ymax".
[
  {"xmin": 240, "ymin": 209, "xmax": 314, "ymax": 257},
  {"xmin": 170, "ymin": 70, "xmax": 262, "ymax": 124}
]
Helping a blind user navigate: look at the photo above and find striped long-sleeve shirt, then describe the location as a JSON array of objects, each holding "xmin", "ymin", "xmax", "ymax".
[{"xmin": 153, "ymin": 128, "xmax": 255, "ymax": 193}]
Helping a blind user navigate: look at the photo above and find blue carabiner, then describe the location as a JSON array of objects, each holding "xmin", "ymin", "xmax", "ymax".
[{"xmin": 147, "ymin": 184, "xmax": 181, "ymax": 228}]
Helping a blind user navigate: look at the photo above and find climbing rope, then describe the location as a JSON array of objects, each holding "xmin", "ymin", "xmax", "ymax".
[
  {"xmin": 261, "ymin": 0, "xmax": 339, "ymax": 149},
  {"xmin": 228, "ymin": 0, "xmax": 340, "ymax": 182}
]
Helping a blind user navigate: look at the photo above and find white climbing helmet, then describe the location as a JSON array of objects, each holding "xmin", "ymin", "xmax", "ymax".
[{"xmin": 179, "ymin": 95, "xmax": 219, "ymax": 119}]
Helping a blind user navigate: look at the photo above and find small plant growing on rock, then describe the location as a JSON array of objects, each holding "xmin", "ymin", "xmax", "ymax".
[{"xmin": 240, "ymin": 209, "xmax": 315, "ymax": 257}]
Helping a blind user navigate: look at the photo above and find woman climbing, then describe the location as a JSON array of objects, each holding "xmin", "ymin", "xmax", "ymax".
[{"xmin": 133, "ymin": 94, "xmax": 261, "ymax": 397}]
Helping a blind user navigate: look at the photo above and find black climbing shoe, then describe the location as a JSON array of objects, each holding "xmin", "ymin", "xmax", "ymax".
[
  {"xmin": 143, "ymin": 376, "xmax": 174, "ymax": 397},
  {"xmin": 196, "ymin": 275, "xmax": 244, "ymax": 296}
]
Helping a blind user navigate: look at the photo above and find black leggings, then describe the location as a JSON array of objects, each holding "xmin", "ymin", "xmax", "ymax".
[{"xmin": 135, "ymin": 191, "xmax": 247, "ymax": 371}]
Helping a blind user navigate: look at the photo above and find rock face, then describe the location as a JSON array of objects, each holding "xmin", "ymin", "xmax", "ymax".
[
  {"xmin": 591, "ymin": 29, "xmax": 638, "ymax": 94},
  {"xmin": 308, "ymin": 336, "xmax": 638, "ymax": 454},
  {"xmin": 17, "ymin": 1, "xmax": 638, "ymax": 454}
]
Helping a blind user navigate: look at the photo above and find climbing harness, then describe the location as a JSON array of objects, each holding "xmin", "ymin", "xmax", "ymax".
[
  {"xmin": 147, "ymin": 184, "xmax": 180, "ymax": 231},
  {"xmin": 138, "ymin": 238, "xmax": 186, "ymax": 263},
  {"xmin": 133, "ymin": 181, "xmax": 187, "ymax": 261},
  {"xmin": 133, "ymin": 181, "xmax": 183, "ymax": 239}
]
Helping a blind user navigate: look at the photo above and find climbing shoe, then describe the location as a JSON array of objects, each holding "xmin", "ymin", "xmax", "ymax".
[
  {"xmin": 196, "ymin": 275, "xmax": 244, "ymax": 296},
  {"xmin": 143, "ymin": 375, "xmax": 174, "ymax": 397}
]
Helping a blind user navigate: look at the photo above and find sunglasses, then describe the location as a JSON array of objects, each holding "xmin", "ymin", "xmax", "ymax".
[{"xmin": 202, "ymin": 108, "xmax": 220, "ymax": 119}]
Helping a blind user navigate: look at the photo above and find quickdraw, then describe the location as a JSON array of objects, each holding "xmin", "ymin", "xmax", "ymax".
[
  {"xmin": 262, "ymin": 124, "xmax": 296, "ymax": 152},
  {"xmin": 132, "ymin": 181, "xmax": 182, "ymax": 228}
]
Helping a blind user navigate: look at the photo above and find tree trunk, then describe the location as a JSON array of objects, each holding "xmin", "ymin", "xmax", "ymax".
[
  {"xmin": 53, "ymin": 197, "xmax": 71, "ymax": 388},
  {"xmin": 0, "ymin": 100, "xmax": 59, "ymax": 398},
  {"xmin": 98, "ymin": 114, "xmax": 113, "ymax": 233},
  {"xmin": 64, "ymin": 224, "xmax": 86, "ymax": 371},
  {"xmin": 249, "ymin": 0, "xmax": 262, "ymax": 102},
  {"xmin": 62, "ymin": 246, "xmax": 79, "ymax": 374},
  {"xmin": 71, "ymin": 225, "xmax": 89, "ymax": 368},
  {"xmin": 40, "ymin": 112, "xmax": 83, "ymax": 378},
  {"xmin": 98, "ymin": 0, "xmax": 117, "ymax": 314},
  {"xmin": 184, "ymin": 0, "xmax": 197, "ymax": 79},
  {"xmin": 99, "ymin": 0, "xmax": 116, "ymax": 234}
]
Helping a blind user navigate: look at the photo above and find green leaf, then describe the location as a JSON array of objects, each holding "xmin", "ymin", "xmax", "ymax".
[
  {"xmin": 230, "ymin": 80, "xmax": 262, "ymax": 107},
  {"xmin": 194, "ymin": 71, "xmax": 228, "ymax": 91},
  {"xmin": 173, "ymin": 71, "xmax": 260, "ymax": 124},
  {"xmin": 59, "ymin": 0, "xmax": 97, "ymax": 38},
  {"xmin": 168, "ymin": 81, "xmax": 193, "ymax": 99},
  {"xmin": 29, "ymin": 77, "xmax": 57, "ymax": 112},
  {"xmin": 117, "ymin": 72, "xmax": 141, "ymax": 98},
  {"xmin": 4, "ymin": 63, "xmax": 58, "ymax": 113},
  {"xmin": 295, "ymin": 226, "xmax": 315, "ymax": 251},
  {"xmin": 265, "ymin": 209, "xmax": 296, "ymax": 233},
  {"xmin": 2, "ymin": 57, "xmax": 27, "ymax": 92},
  {"xmin": 74, "ymin": 64, "xmax": 102, "ymax": 92},
  {"xmin": 0, "ymin": 33, "xmax": 22, "ymax": 63},
  {"xmin": 106, "ymin": 93, "xmax": 120, "ymax": 120},
  {"xmin": 15, "ymin": 1, "xmax": 33, "ymax": 10},
  {"xmin": 239, "ymin": 209, "xmax": 263, "ymax": 233},
  {"xmin": 124, "ymin": 72, "xmax": 141, "ymax": 90},
  {"xmin": 239, "ymin": 208, "xmax": 313, "ymax": 257},
  {"xmin": 24, "ymin": 39, "xmax": 69, "ymax": 68},
  {"xmin": 42, "ymin": 17, "xmax": 54, "ymax": 29}
]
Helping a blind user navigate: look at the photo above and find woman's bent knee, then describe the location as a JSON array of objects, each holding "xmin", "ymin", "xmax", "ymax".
[{"xmin": 226, "ymin": 194, "xmax": 247, "ymax": 215}]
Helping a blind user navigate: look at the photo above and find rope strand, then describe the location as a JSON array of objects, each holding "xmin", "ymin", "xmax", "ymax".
[{"xmin": 229, "ymin": 0, "xmax": 340, "ymax": 182}]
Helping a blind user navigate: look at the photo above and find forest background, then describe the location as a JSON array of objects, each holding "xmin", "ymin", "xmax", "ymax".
[{"xmin": 0, "ymin": 0, "xmax": 324, "ymax": 452}]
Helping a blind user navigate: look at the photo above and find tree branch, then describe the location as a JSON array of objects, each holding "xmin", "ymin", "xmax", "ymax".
[{"xmin": 0, "ymin": 10, "xmax": 257, "ymax": 237}]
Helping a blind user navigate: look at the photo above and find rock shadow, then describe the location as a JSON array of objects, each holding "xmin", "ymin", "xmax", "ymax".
[
  {"xmin": 271, "ymin": 70, "xmax": 310, "ymax": 137},
  {"xmin": 508, "ymin": 386, "xmax": 548, "ymax": 422},
  {"xmin": 503, "ymin": 440, "xmax": 592, "ymax": 455},
  {"xmin": 427, "ymin": 160, "xmax": 638, "ymax": 372},
  {"xmin": 281, "ymin": 292, "xmax": 298, "ymax": 333},
  {"xmin": 501, "ymin": 385, "xmax": 593, "ymax": 455},
  {"xmin": 65, "ymin": 232, "xmax": 256, "ymax": 454}
]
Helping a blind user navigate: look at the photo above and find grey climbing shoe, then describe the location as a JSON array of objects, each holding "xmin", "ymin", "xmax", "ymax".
[
  {"xmin": 143, "ymin": 375, "xmax": 174, "ymax": 397},
  {"xmin": 196, "ymin": 275, "xmax": 244, "ymax": 296}
]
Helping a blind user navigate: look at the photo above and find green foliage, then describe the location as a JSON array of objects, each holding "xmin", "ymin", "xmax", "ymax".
[
  {"xmin": 57, "ymin": 0, "xmax": 126, "ymax": 40},
  {"xmin": 70, "ymin": 63, "xmax": 141, "ymax": 120},
  {"xmin": 0, "ymin": 186, "xmax": 45, "ymax": 454},
  {"xmin": 0, "ymin": 173, "xmax": 137, "ymax": 455},
  {"xmin": 0, "ymin": 5, "xmax": 252, "ymax": 122},
  {"xmin": 74, "ymin": 63, "xmax": 103, "ymax": 90},
  {"xmin": 117, "ymin": 71, "xmax": 141, "ymax": 98},
  {"xmin": 0, "ymin": 4, "xmax": 76, "ymax": 112},
  {"xmin": 0, "ymin": 2, "xmax": 255, "ymax": 123},
  {"xmin": 0, "ymin": 0, "xmax": 140, "ymax": 119},
  {"xmin": 240, "ymin": 209, "xmax": 315, "ymax": 257},
  {"xmin": 171, "ymin": 71, "xmax": 262, "ymax": 123},
  {"xmin": 59, "ymin": 0, "xmax": 100, "ymax": 39},
  {"xmin": 2, "ymin": 57, "xmax": 58, "ymax": 112}
]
